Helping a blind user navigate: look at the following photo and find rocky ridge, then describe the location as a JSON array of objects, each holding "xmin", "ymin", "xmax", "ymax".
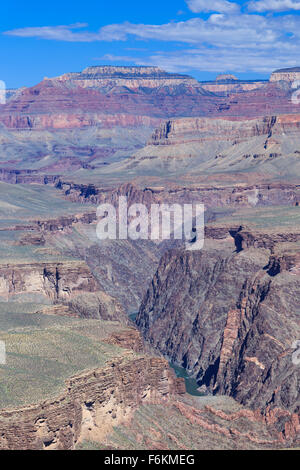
[
  {"xmin": 122, "ymin": 114, "xmax": 300, "ymax": 180},
  {"xmin": 270, "ymin": 67, "xmax": 300, "ymax": 83},
  {"xmin": 53, "ymin": 65, "xmax": 201, "ymax": 91},
  {"xmin": 136, "ymin": 235, "xmax": 300, "ymax": 443},
  {"xmin": 2, "ymin": 66, "xmax": 300, "ymax": 177},
  {"xmin": 0, "ymin": 331, "xmax": 184, "ymax": 450},
  {"xmin": 1, "ymin": 64, "xmax": 300, "ymax": 450}
]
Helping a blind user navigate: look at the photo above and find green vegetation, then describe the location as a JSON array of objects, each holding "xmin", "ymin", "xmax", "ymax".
[
  {"xmin": 0, "ymin": 182, "xmax": 95, "ymax": 227},
  {"xmin": 0, "ymin": 303, "xmax": 127, "ymax": 409},
  {"xmin": 0, "ymin": 182, "xmax": 97, "ymax": 263},
  {"xmin": 212, "ymin": 205, "xmax": 300, "ymax": 230},
  {"xmin": 76, "ymin": 441, "xmax": 107, "ymax": 450}
]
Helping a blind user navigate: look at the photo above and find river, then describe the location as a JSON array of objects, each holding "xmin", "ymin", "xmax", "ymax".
[
  {"xmin": 169, "ymin": 363, "xmax": 205, "ymax": 397},
  {"xmin": 129, "ymin": 312, "xmax": 205, "ymax": 397}
]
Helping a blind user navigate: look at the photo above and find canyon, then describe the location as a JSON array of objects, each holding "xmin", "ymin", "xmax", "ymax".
[
  {"xmin": 0, "ymin": 344, "xmax": 183, "ymax": 450},
  {"xmin": 119, "ymin": 114, "xmax": 300, "ymax": 184},
  {"xmin": 0, "ymin": 65, "xmax": 300, "ymax": 450},
  {"xmin": 1, "ymin": 65, "xmax": 300, "ymax": 179},
  {"xmin": 136, "ymin": 233, "xmax": 300, "ymax": 446}
]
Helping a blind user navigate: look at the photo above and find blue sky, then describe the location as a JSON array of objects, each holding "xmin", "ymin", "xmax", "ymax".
[{"xmin": 1, "ymin": 0, "xmax": 300, "ymax": 88}]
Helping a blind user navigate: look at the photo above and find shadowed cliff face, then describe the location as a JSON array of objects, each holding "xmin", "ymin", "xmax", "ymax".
[{"xmin": 136, "ymin": 240, "xmax": 300, "ymax": 419}]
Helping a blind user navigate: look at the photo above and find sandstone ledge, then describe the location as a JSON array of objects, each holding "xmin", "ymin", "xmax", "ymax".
[{"xmin": 0, "ymin": 353, "xmax": 184, "ymax": 450}]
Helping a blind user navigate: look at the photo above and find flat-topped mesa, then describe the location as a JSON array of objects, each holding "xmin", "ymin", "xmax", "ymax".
[
  {"xmin": 202, "ymin": 68, "xmax": 300, "ymax": 93},
  {"xmin": 216, "ymin": 74, "xmax": 239, "ymax": 82},
  {"xmin": 81, "ymin": 65, "xmax": 188, "ymax": 78},
  {"xmin": 270, "ymin": 67, "xmax": 300, "ymax": 83},
  {"xmin": 53, "ymin": 65, "xmax": 200, "ymax": 90},
  {"xmin": 200, "ymin": 74, "xmax": 267, "ymax": 94}
]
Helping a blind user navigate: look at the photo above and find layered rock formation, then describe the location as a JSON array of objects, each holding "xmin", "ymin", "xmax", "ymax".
[
  {"xmin": 270, "ymin": 67, "xmax": 300, "ymax": 83},
  {"xmin": 2, "ymin": 65, "xmax": 300, "ymax": 135},
  {"xmin": 136, "ymin": 238, "xmax": 300, "ymax": 439},
  {"xmin": 150, "ymin": 115, "xmax": 282, "ymax": 143},
  {"xmin": 2, "ymin": 65, "xmax": 300, "ymax": 178},
  {"xmin": 56, "ymin": 179, "xmax": 300, "ymax": 213},
  {"xmin": 123, "ymin": 114, "xmax": 300, "ymax": 182},
  {"xmin": 1, "ymin": 211, "xmax": 97, "ymax": 233},
  {"xmin": 0, "ymin": 258, "xmax": 126, "ymax": 321},
  {"xmin": 0, "ymin": 66, "xmax": 212, "ymax": 132},
  {"xmin": 54, "ymin": 66, "xmax": 200, "ymax": 91},
  {"xmin": 0, "ymin": 349, "xmax": 183, "ymax": 450},
  {"xmin": 0, "ymin": 260, "xmax": 97, "ymax": 302},
  {"xmin": 0, "ymin": 66, "xmax": 210, "ymax": 172},
  {"xmin": 201, "ymin": 74, "xmax": 267, "ymax": 95},
  {"xmin": 1, "ymin": 63, "xmax": 300, "ymax": 451},
  {"xmin": 98, "ymin": 396, "xmax": 300, "ymax": 450}
]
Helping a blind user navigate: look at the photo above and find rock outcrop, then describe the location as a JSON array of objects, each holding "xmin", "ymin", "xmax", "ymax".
[
  {"xmin": 0, "ymin": 169, "xmax": 60, "ymax": 185},
  {"xmin": 1, "ymin": 211, "xmax": 97, "ymax": 233},
  {"xmin": 54, "ymin": 66, "xmax": 201, "ymax": 91},
  {"xmin": 124, "ymin": 113, "xmax": 300, "ymax": 180},
  {"xmin": 0, "ymin": 259, "xmax": 127, "ymax": 322},
  {"xmin": 0, "ymin": 260, "xmax": 97, "ymax": 301},
  {"xmin": 201, "ymin": 75, "xmax": 267, "ymax": 95},
  {"xmin": 54, "ymin": 179, "xmax": 300, "ymax": 211},
  {"xmin": 150, "ymin": 115, "xmax": 280, "ymax": 144},
  {"xmin": 0, "ymin": 353, "xmax": 183, "ymax": 450},
  {"xmin": 270, "ymin": 67, "xmax": 300, "ymax": 83},
  {"xmin": 136, "ymin": 239, "xmax": 300, "ymax": 438}
]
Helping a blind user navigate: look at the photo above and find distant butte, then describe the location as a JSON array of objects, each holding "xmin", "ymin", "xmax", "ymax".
[
  {"xmin": 216, "ymin": 74, "xmax": 239, "ymax": 82},
  {"xmin": 270, "ymin": 67, "xmax": 300, "ymax": 82}
]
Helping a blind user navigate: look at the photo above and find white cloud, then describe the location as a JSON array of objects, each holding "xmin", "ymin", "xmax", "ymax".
[
  {"xmin": 248, "ymin": 0, "xmax": 300, "ymax": 11},
  {"xmin": 136, "ymin": 45, "xmax": 300, "ymax": 74},
  {"xmin": 186, "ymin": 0, "xmax": 240, "ymax": 13},
  {"xmin": 4, "ymin": 14, "xmax": 292, "ymax": 47},
  {"xmin": 100, "ymin": 49, "xmax": 299, "ymax": 74},
  {"xmin": 3, "ymin": 8, "xmax": 300, "ymax": 75},
  {"xmin": 92, "ymin": 12, "xmax": 300, "ymax": 74},
  {"xmin": 4, "ymin": 23, "xmax": 97, "ymax": 42},
  {"xmin": 95, "ymin": 15, "xmax": 280, "ymax": 46}
]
